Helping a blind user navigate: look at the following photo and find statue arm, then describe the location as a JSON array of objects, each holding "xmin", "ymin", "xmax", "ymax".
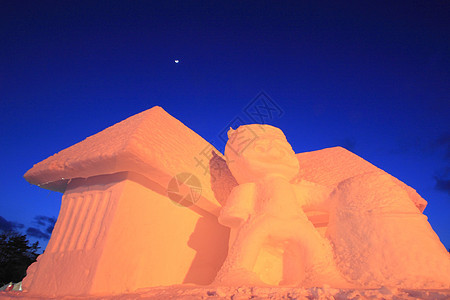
[
  {"xmin": 293, "ymin": 180, "xmax": 332, "ymax": 212},
  {"xmin": 218, "ymin": 182, "xmax": 256, "ymax": 228}
]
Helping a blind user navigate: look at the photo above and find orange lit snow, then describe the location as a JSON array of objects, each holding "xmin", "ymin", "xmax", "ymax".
[{"xmin": 6, "ymin": 107, "xmax": 448, "ymax": 299}]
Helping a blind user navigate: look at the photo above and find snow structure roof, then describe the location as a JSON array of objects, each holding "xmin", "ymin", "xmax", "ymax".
[
  {"xmin": 24, "ymin": 106, "xmax": 426, "ymax": 215},
  {"xmin": 296, "ymin": 147, "xmax": 427, "ymax": 212},
  {"xmin": 24, "ymin": 106, "xmax": 223, "ymax": 215}
]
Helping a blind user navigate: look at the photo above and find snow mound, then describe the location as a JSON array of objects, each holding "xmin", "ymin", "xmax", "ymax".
[{"xmin": 327, "ymin": 172, "xmax": 450, "ymax": 289}]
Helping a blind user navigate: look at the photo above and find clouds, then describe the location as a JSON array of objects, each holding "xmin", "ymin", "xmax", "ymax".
[
  {"xmin": 0, "ymin": 216, "xmax": 24, "ymax": 232},
  {"xmin": 26, "ymin": 215, "xmax": 56, "ymax": 240},
  {"xmin": 26, "ymin": 227, "xmax": 51, "ymax": 240},
  {"xmin": 34, "ymin": 215, "xmax": 56, "ymax": 228},
  {"xmin": 390, "ymin": 132, "xmax": 450, "ymax": 195},
  {"xmin": 435, "ymin": 175, "xmax": 450, "ymax": 194},
  {"xmin": 0, "ymin": 215, "xmax": 56, "ymax": 241}
]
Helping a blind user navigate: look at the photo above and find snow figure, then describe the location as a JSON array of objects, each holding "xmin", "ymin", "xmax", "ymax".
[
  {"xmin": 327, "ymin": 172, "xmax": 450, "ymax": 289},
  {"xmin": 214, "ymin": 125, "xmax": 351, "ymax": 287}
]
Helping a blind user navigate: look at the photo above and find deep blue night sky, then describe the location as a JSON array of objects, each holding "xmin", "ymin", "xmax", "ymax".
[{"xmin": 1, "ymin": 1, "xmax": 449, "ymax": 251}]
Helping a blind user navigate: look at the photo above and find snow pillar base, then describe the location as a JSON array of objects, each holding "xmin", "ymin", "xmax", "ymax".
[{"xmin": 24, "ymin": 172, "xmax": 229, "ymax": 296}]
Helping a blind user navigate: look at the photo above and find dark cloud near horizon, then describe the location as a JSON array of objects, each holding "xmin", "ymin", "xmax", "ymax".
[
  {"xmin": 389, "ymin": 133, "xmax": 450, "ymax": 194},
  {"xmin": 26, "ymin": 227, "xmax": 51, "ymax": 240},
  {"xmin": 0, "ymin": 216, "xmax": 24, "ymax": 232},
  {"xmin": 46, "ymin": 225, "xmax": 54, "ymax": 235},
  {"xmin": 435, "ymin": 177, "xmax": 450, "ymax": 194},
  {"xmin": 34, "ymin": 215, "xmax": 57, "ymax": 227},
  {"xmin": 1, "ymin": 215, "xmax": 56, "ymax": 240},
  {"xmin": 28, "ymin": 215, "xmax": 56, "ymax": 240}
]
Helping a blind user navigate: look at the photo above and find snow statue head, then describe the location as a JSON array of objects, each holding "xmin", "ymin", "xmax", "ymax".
[{"xmin": 224, "ymin": 124, "xmax": 299, "ymax": 183}]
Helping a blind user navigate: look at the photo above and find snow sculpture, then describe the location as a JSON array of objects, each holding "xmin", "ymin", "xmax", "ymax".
[
  {"xmin": 295, "ymin": 147, "xmax": 449, "ymax": 288},
  {"xmin": 215, "ymin": 125, "xmax": 350, "ymax": 287},
  {"xmin": 22, "ymin": 107, "xmax": 230, "ymax": 296},
  {"xmin": 327, "ymin": 172, "xmax": 450, "ymax": 288},
  {"xmin": 215, "ymin": 125, "xmax": 450, "ymax": 288},
  {"xmin": 22, "ymin": 107, "xmax": 449, "ymax": 297}
]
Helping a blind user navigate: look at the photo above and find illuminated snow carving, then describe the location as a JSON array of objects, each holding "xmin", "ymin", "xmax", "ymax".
[
  {"xmin": 215, "ymin": 125, "xmax": 350, "ymax": 287},
  {"xmin": 22, "ymin": 107, "xmax": 450, "ymax": 297}
]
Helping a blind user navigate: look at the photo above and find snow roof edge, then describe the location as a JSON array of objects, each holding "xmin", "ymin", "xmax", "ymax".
[
  {"xmin": 295, "ymin": 147, "xmax": 427, "ymax": 212},
  {"xmin": 23, "ymin": 106, "xmax": 223, "ymax": 214}
]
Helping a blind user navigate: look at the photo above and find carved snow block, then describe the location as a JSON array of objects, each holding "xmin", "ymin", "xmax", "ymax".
[{"xmin": 22, "ymin": 107, "xmax": 231, "ymax": 296}]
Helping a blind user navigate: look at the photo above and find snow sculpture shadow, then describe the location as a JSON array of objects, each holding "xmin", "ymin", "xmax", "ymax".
[{"xmin": 183, "ymin": 216, "xmax": 230, "ymax": 285}]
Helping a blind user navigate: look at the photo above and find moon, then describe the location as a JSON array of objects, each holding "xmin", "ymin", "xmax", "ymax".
[{"xmin": 174, "ymin": 59, "xmax": 180, "ymax": 64}]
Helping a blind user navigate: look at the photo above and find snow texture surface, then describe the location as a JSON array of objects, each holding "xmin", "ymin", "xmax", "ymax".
[{"xmin": 20, "ymin": 107, "xmax": 450, "ymax": 298}]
